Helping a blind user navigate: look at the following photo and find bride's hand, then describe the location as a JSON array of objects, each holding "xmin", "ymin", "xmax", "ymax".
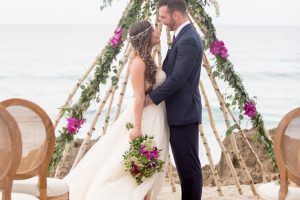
[{"xmin": 129, "ymin": 128, "xmax": 142, "ymax": 142}]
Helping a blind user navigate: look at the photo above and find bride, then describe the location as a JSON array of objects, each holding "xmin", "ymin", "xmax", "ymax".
[{"xmin": 64, "ymin": 20, "xmax": 170, "ymax": 200}]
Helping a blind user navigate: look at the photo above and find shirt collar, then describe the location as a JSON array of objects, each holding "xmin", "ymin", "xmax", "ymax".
[{"xmin": 174, "ymin": 21, "xmax": 190, "ymax": 38}]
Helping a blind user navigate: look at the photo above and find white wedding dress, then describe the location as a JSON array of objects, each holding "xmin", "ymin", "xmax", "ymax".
[{"xmin": 64, "ymin": 70, "xmax": 170, "ymax": 200}]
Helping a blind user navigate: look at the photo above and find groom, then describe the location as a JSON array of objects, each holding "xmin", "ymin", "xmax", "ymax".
[{"xmin": 145, "ymin": 0, "xmax": 203, "ymax": 199}]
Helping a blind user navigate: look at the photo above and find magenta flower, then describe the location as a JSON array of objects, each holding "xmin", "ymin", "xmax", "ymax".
[
  {"xmin": 109, "ymin": 27, "xmax": 123, "ymax": 48},
  {"xmin": 140, "ymin": 145, "xmax": 148, "ymax": 155},
  {"xmin": 67, "ymin": 124, "xmax": 77, "ymax": 134},
  {"xmin": 130, "ymin": 164, "xmax": 140, "ymax": 176},
  {"xmin": 150, "ymin": 147, "xmax": 159, "ymax": 159},
  {"xmin": 114, "ymin": 27, "xmax": 123, "ymax": 35},
  {"xmin": 220, "ymin": 48, "xmax": 229, "ymax": 58},
  {"xmin": 209, "ymin": 41, "xmax": 221, "ymax": 55},
  {"xmin": 210, "ymin": 40, "xmax": 229, "ymax": 58},
  {"xmin": 109, "ymin": 37, "xmax": 120, "ymax": 48},
  {"xmin": 67, "ymin": 117, "xmax": 85, "ymax": 134},
  {"xmin": 244, "ymin": 101, "xmax": 257, "ymax": 118}
]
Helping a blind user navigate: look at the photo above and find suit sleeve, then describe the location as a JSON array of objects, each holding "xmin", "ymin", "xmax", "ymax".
[{"xmin": 149, "ymin": 38, "xmax": 200, "ymax": 105}]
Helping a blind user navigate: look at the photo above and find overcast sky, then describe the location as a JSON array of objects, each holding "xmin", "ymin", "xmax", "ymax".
[{"xmin": 0, "ymin": 0, "xmax": 299, "ymax": 26}]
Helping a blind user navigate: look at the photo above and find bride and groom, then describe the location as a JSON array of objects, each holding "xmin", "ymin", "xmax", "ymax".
[{"xmin": 64, "ymin": 0, "xmax": 203, "ymax": 199}]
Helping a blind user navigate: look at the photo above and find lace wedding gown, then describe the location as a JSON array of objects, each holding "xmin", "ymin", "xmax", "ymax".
[{"xmin": 64, "ymin": 70, "xmax": 170, "ymax": 200}]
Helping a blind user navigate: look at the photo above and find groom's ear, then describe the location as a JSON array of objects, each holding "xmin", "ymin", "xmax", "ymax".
[{"xmin": 172, "ymin": 11, "xmax": 179, "ymax": 20}]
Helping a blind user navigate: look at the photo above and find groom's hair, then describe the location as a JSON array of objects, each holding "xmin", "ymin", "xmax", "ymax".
[
  {"xmin": 159, "ymin": 0, "xmax": 188, "ymax": 15},
  {"xmin": 158, "ymin": 0, "xmax": 168, "ymax": 7}
]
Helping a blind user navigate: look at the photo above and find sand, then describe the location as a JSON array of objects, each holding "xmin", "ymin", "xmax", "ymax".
[{"xmin": 157, "ymin": 181, "xmax": 257, "ymax": 200}]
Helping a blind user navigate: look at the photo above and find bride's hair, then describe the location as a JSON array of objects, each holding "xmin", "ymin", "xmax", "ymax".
[{"xmin": 129, "ymin": 20, "xmax": 157, "ymax": 88}]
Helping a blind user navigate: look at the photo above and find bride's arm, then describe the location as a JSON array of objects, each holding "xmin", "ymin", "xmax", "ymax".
[{"xmin": 129, "ymin": 58, "xmax": 146, "ymax": 141}]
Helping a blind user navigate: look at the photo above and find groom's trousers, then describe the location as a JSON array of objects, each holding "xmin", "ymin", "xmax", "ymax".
[{"xmin": 170, "ymin": 123, "xmax": 202, "ymax": 200}]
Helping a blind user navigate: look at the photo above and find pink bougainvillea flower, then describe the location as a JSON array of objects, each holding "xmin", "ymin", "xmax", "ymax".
[
  {"xmin": 244, "ymin": 101, "xmax": 257, "ymax": 118},
  {"xmin": 67, "ymin": 117, "xmax": 85, "ymax": 134},
  {"xmin": 109, "ymin": 27, "xmax": 123, "ymax": 48},
  {"xmin": 114, "ymin": 27, "xmax": 123, "ymax": 35},
  {"xmin": 220, "ymin": 47, "xmax": 229, "ymax": 58},
  {"xmin": 210, "ymin": 40, "xmax": 229, "ymax": 58}
]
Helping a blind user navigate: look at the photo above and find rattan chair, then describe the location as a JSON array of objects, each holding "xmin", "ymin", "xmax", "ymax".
[
  {"xmin": 256, "ymin": 107, "xmax": 300, "ymax": 200},
  {"xmin": 0, "ymin": 105, "xmax": 38, "ymax": 200},
  {"xmin": 1, "ymin": 99, "xmax": 69, "ymax": 200}
]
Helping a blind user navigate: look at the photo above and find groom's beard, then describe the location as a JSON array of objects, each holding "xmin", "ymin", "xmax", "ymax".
[{"xmin": 169, "ymin": 17, "xmax": 176, "ymax": 31}]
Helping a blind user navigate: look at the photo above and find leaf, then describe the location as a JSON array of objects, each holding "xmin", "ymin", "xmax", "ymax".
[
  {"xmin": 239, "ymin": 114, "xmax": 244, "ymax": 120},
  {"xmin": 126, "ymin": 122, "xmax": 134, "ymax": 130},
  {"xmin": 212, "ymin": 71, "xmax": 220, "ymax": 77},
  {"xmin": 226, "ymin": 124, "xmax": 238, "ymax": 136}
]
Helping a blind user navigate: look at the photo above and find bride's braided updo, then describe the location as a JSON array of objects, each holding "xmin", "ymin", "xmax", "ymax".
[{"xmin": 129, "ymin": 20, "xmax": 158, "ymax": 87}]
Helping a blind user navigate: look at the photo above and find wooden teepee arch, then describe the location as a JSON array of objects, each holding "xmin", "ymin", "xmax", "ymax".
[{"xmin": 50, "ymin": 0, "xmax": 275, "ymax": 198}]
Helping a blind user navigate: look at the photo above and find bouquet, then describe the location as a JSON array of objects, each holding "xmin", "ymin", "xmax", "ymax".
[{"xmin": 123, "ymin": 123, "xmax": 165, "ymax": 185}]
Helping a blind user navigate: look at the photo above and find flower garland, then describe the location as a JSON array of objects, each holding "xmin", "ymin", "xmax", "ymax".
[
  {"xmin": 187, "ymin": 0, "xmax": 275, "ymax": 168},
  {"xmin": 49, "ymin": 0, "xmax": 143, "ymax": 172}
]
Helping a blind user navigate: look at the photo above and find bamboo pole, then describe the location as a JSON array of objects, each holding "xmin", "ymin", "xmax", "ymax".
[
  {"xmin": 101, "ymin": 87, "xmax": 116, "ymax": 135},
  {"xmin": 156, "ymin": 43, "xmax": 163, "ymax": 69},
  {"xmin": 142, "ymin": 0, "xmax": 150, "ymax": 20},
  {"xmin": 167, "ymin": 157, "xmax": 177, "ymax": 192},
  {"xmin": 113, "ymin": 58, "xmax": 131, "ymax": 122},
  {"xmin": 199, "ymin": 81, "xmax": 243, "ymax": 195},
  {"xmin": 71, "ymin": 46, "xmax": 134, "ymax": 169},
  {"xmin": 187, "ymin": 9, "xmax": 208, "ymax": 36},
  {"xmin": 198, "ymin": 124, "xmax": 224, "ymax": 196},
  {"xmin": 100, "ymin": 44, "xmax": 133, "ymax": 134},
  {"xmin": 156, "ymin": 20, "xmax": 163, "ymax": 68},
  {"xmin": 203, "ymin": 55, "xmax": 257, "ymax": 196},
  {"xmin": 166, "ymin": 28, "xmax": 172, "ymax": 50},
  {"xmin": 226, "ymin": 105, "xmax": 267, "ymax": 183},
  {"xmin": 53, "ymin": 141, "xmax": 73, "ymax": 178},
  {"xmin": 151, "ymin": 8, "xmax": 163, "ymax": 64}
]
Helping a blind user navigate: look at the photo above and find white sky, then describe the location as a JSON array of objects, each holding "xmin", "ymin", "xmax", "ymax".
[{"xmin": 0, "ymin": 0, "xmax": 299, "ymax": 26}]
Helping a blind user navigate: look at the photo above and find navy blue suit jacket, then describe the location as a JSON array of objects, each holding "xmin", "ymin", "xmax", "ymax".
[{"xmin": 149, "ymin": 24, "xmax": 203, "ymax": 126}]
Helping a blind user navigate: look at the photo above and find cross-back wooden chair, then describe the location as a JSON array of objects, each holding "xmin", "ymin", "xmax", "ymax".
[
  {"xmin": 257, "ymin": 107, "xmax": 300, "ymax": 200},
  {"xmin": 0, "ymin": 99, "xmax": 69, "ymax": 200},
  {"xmin": 0, "ymin": 104, "xmax": 38, "ymax": 200},
  {"xmin": 274, "ymin": 107, "xmax": 300, "ymax": 199}
]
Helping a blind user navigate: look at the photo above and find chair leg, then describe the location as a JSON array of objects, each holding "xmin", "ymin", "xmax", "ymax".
[
  {"xmin": 3, "ymin": 181, "xmax": 13, "ymax": 200},
  {"xmin": 279, "ymin": 171, "xmax": 288, "ymax": 200},
  {"xmin": 38, "ymin": 175, "xmax": 48, "ymax": 200}
]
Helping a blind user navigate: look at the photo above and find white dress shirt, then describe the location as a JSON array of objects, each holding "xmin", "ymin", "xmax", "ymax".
[{"xmin": 174, "ymin": 21, "xmax": 191, "ymax": 38}]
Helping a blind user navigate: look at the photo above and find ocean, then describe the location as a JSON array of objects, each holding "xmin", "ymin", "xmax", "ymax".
[{"xmin": 1, "ymin": 24, "xmax": 299, "ymax": 165}]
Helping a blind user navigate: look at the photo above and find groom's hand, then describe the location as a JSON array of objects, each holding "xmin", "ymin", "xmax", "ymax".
[
  {"xmin": 129, "ymin": 128, "xmax": 142, "ymax": 142},
  {"xmin": 144, "ymin": 94, "xmax": 153, "ymax": 107}
]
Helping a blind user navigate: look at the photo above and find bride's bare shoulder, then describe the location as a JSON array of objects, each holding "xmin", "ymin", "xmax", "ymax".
[{"xmin": 130, "ymin": 56, "xmax": 146, "ymax": 72}]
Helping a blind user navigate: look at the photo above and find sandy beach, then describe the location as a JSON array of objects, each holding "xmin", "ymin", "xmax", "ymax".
[{"xmin": 157, "ymin": 182, "xmax": 257, "ymax": 200}]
